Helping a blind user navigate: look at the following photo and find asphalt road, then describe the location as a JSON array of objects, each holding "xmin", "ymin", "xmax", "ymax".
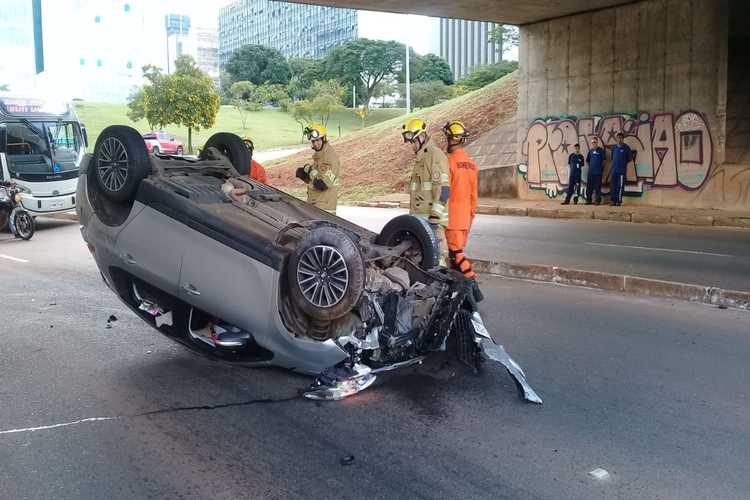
[
  {"xmin": 336, "ymin": 206, "xmax": 750, "ymax": 291},
  {"xmin": 1, "ymin": 219, "xmax": 749, "ymax": 499}
]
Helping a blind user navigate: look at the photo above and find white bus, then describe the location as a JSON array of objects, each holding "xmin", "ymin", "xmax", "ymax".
[{"xmin": 0, "ymin": 95, "xmax": 86, "ymax": 217}]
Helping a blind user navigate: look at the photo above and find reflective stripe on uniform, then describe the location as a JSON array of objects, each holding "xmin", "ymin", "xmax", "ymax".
[
  {"xmin": 422, "ymin": 181, "xmax": 432, "ymax": 191},
  {"xmin": 410, "ymin": 182, "xmax": 418, "ymax": 192},
  {"xmin": 440, "ymin": 172, "xmax": 449, "ymax": 183},
  {"xmin": 309, "ymin": 169, "xmax": 320, "ymax": 180},
  {"xmin": 324, "ymin": 169, "xmax": 340, "ymax": 186}
]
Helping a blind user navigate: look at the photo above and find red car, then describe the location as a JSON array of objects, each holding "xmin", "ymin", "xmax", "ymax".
[{"xmin": 143, "ymin": 131, "xmax": 183, "ymax": 155}]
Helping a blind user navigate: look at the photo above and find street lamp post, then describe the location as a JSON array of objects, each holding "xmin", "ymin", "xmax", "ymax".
[{"xmin": 405, "ymin": 42, "xmax": 411, "ymax": 115}]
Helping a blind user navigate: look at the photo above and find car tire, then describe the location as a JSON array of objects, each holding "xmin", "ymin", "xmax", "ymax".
[
  {"xmin": 176, "ymin": 146, "xmax": 183, "ymax": 156},
  {"xmin": 288, "ymin": 226, "xmax": 365, "ymax": 322},
  {"xmin": 375, "ymin": 214, "xmax": 439, "ymax": 269},
  {"xmin": 200, "ymin": 132, "xmax": 249, "ymax": 174},
  {"xmin": 93, "ymin": 125, "xmax": 151, "ymax": 204}
]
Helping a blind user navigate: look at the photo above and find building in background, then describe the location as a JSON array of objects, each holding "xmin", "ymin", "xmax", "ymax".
[
  {"xmin": 0, "ymin": 0, "xmax": 38, "ymax": 91},
  {"xmin": 439, "ymin": 19, "xmax": 502, "ymax": 82},
  {"xmin": 191, "ymin": 26, "xmax": 220, "ymax": 87},
  {"xmin": 219, "ymin": 0, "xmax": 357, "ymax": 68}
]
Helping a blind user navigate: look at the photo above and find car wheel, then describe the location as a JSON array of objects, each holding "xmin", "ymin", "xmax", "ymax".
[
  {"xmin": 176, "ymin": 146, "xmax": 183, "ymax": 156},
  {"xmin": 375, "ymin": 214, "xmax": 439, "ymax": 269},
  {"xmin": 151, "ymin": 146, "xmax": 159, "ymax": 155},
  {"xmin": 288, "ymin": 226, "xmax": 365, "ymax": 322},
  {"xmin": 93, "ymin": 125, "xmax": 151, "ymax": 204},
  {"xmin": 199, "ymin": 132, "xmax": 249, "ymax": 175}
]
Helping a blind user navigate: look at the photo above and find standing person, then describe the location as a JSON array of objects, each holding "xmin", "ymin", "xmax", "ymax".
[
  {"xmin": 295, "ymin": 123, "xmax": 340, "ymax": 214},
  {"xmin": 442, "ymin": 121, "xmax": 478, "ymax": 277},
  {"xmin": 585, "ymin": 136, "xmax": 605, "ymax": 205},
  {"xmin": 562, "ymin": 143, "xmax": 584, "ymax": 205},
  {"xmin": 610, "ymin": 132, "xmax": 632, "ymax": 206},
  {"xmin": 401, "ymin": 118, "xmax": 450, "ymax": 267},
  {"xmin": 243, "ymin": 137, "xmax": 268, "ymax": 184}
]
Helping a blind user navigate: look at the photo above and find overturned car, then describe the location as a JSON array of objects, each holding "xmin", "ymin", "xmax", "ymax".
[{"xmin": 77, "ymin": 125, "xmax": 541, "ymax": 402}]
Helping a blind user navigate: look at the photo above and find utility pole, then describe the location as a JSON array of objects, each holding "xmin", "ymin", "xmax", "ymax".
[
  {"xmin": 405, "ymin": 42, "xmax": 411, "ymax": 115},
  {"xmin": 352, "ymin": 85, "xmax": 356, "ymax": 108}
]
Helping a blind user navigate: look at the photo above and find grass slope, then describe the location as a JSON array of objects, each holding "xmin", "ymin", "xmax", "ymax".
[
  {"xmin": 267, "ymin": 71, "xmax": 519, "ymax": 201},
  {"xmin": 73, "ymin": 102, "xmax": 405, "ymax": 152}
]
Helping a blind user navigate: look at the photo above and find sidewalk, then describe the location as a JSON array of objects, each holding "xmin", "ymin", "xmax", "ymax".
[{"xmin": 361, "ymin": 193, "xmax": 750, "ymax": 230}]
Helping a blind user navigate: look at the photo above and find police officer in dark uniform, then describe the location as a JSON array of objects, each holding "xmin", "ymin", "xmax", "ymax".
[
  {"xmin": 562, "ymin": 143, "xmax": 584, "ymax": 205},
  {"xmin": 585, "ymin": 137, "xmax": 605, "ymax": 205},
  {"xmin": 610, "ymin": 132, "xmax": 632, "ymax": 206}
]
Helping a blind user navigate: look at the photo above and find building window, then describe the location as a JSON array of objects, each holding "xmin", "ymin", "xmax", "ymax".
[
  {"xmin": 95, "ymin": 15, "xmax": 101, "ymax": 23},
  {"xmin": 97, "ymin": 59, "xmax": 103, "ymax": 67},
  {"xmin": 126, "ymin": 61, "xmax": 133, "ymax": 69},
  {"xmin": 124, "ymin": 3, "xmax": 130, "ymax": 12}
]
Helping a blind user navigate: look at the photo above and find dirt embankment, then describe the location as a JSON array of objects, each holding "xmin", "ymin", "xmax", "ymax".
[{"xmin": 266, "ymin": 71, "xmax": 519, "ymax": 199}]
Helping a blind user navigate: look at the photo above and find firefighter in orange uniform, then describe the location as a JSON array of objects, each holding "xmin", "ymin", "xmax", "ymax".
[
  {"xmin": 243, "ymin": 137, "xmax": 268, "ymax": 184},
  {"xmin": 443, "ymin": 121, "xmax": 483, "ymax": 300}
]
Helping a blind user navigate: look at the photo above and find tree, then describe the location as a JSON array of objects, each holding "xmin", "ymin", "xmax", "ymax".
[
  {"xmin": 230, "ymin": 81, "xmax": 259, "ymax": 129},
  {"xmin": 133, "ymin": 57, "xmax": 219, "ymax": 152},
  {"xmin": 225, "ymin": 45, "xmax": 291, "ymax": 86},
  {"xmin": 0, "ymin": 84, "xmax": 8, "ymax": 92},
  {"xmin": 401, "ymin": 80, "xmax": 452, "ymax": 109},
  {"xmin": 458, "ymin": 61, "xmax": 518, "ymax": 91},
  {"xmin": 289, "ymin": 58, "xmax": 327, "ymax": 88},
  {"xmin": 168, "ymin": 56, "xmax": 220, "ymax": 152},
  {"xmin": 126, "ymin": 87, "xmax": 155, "ymax": 129},
  {"xmin": 414, "ymin": 54, "xmax": 454, "ymax": 85},
  {"xmin": 488, "ymin": 25, "xmax": 519, "ymax": 56},
  {"xmin": 325, "ymin": 38, "xmax": 403, "ymax": 111},
  {"xmin": 288, "ymin": 79, "xmax": 344, "ymax": 135}
]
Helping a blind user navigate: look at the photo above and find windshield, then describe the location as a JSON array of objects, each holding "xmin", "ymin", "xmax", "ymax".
[{"xmin": 4, "ymin": 120, "xmax": 81, "ymax": 176}]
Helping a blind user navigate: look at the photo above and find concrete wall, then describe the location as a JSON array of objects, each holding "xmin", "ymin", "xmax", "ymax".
[{"xmin": 515, "ymin": 0, "xmax": 748, "ymax": 209}]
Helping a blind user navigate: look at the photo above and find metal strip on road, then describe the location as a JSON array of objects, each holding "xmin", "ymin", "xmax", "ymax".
[
  {"xmin": 585, "ymin": 242, "xmax": 733, "ymax": 258},
  {"xmin": 0, "ymin": 254, "xmax": 29, "ymax": 263}
]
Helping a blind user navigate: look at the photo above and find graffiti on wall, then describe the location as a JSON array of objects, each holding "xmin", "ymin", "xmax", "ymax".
[{"xmin": 518, "ymin": 111, "xmax": 714, "ymax": 198}]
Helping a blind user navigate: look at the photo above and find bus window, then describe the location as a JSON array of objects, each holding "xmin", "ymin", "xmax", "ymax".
[
  {"xmin": 5, "ymin": 122, "xmax": 52, "ymax": 174},
  {"xmin": 48, "ymin": 121, "xmax": 81, "ymax": 158}
]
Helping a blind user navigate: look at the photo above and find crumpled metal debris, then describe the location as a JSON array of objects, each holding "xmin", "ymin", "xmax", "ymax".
[{"xmin": 471, "ymin": 312, "xmax": 543, "ymax": 404}]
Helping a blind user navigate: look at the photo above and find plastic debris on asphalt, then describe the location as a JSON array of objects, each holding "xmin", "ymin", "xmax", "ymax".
[
  {"xmin": 340, "ymin": 455, "xmax": 355, "ymax": 466},
  {"xmin": 588, "ymin": 468, "xmax": 610, "ymax": 480},
  {"xmin": 108, "ymin": 314, "xmax": 118, "ymax": 322}
]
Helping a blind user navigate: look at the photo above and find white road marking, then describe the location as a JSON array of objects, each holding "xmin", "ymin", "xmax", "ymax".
[
  {"xmin": 585, "ymin": 242, "xmax": 732, "ymax": 258},
  {"xmin": 0, "ymin": 254, "xmax": 29, "ymax": 263},
  {"xmin": 0, "ymin": 416, "xmax": 119, "ymax": 435}
]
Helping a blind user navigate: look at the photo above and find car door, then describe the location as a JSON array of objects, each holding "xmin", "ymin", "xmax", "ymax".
[
  {"xmin": 115, "ymin": 205, "xmax": 193, "ymax": 296},
  {"xmin": 178, "ymin": 227, "xmax": 278, "ymax": 336}
]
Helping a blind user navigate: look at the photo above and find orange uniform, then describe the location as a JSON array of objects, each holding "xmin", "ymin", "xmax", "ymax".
[
  {"xmin": 446, "ymin": 147, "xmax": 478, "ymax": 279},
  {"xmin": 249, "ymin": 159, "xmax": 268, "ymax": 184}
]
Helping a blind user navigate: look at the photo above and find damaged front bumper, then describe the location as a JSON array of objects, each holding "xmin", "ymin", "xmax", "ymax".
[{"xmin": 304, "ymin": 309, "xmax": 543, "ymax": 404}]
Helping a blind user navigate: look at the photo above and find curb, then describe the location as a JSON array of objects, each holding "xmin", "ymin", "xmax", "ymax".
[
  {"xmin": 345, "ymin": 202, "xmax": 750, "ymax": 230},
  {"xmin": 472, "ymin": 258, "xmax": 750, "ymax": 310}
]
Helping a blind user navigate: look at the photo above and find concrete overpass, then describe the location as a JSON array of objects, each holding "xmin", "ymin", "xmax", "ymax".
[
  {"xmin": 296, "ymin": 0, "xmax": 748, "ymax": 210},
  {"xmin": 291, "ymin": 0, "xmax": 639, "ymax": 25}
]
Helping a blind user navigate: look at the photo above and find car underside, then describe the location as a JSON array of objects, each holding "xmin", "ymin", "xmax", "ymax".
[{"xmin": 78, "ymin": 125, "xmax": 542, "ymax": 402}]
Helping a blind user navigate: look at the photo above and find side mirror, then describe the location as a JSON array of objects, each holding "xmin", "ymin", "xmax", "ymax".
[{"xmin": 81, "ymin": 125, "xmax": 89, "ymax": 148}]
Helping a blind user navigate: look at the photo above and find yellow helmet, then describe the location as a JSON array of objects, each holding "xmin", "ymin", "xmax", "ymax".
[
  {"xmin": 242, "ymin": 136, "xmax": 254, "ymax": 152},
  {"xmin": 402, "ymin": 118, "xmax": 427, "ymax": 143},
  {"xmin": 304, "ymin": 123, "xmax": 327, "ymax": 141},
  {"xmin": 442, "ymin": 120, "xmax": 469, "ymax": 139}
]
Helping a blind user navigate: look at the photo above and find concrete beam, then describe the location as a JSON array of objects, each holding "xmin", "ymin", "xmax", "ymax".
[{"xmin": 287, "ymin": 0, "xmax": 643, "ymax": 26}]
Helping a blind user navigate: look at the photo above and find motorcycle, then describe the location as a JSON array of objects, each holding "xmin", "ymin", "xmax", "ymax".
[{"xmin": 0, "ymin": 181, "xmax": 35, "ymax": 240}]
